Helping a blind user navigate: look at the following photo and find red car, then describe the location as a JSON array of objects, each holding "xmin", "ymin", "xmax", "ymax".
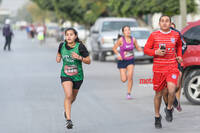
[{"xmin": 181, "ymin": 20, "xmax": 200, "ymax": 104}]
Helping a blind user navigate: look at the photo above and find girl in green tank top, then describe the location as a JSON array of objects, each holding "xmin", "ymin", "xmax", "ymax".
[
  {"xmin": 56, "ymin": 28, "xmax": 91, "ymax": 129},
  {"xmin": 60, "ymin": 41, "xmax": 84, "ymax": 81}
]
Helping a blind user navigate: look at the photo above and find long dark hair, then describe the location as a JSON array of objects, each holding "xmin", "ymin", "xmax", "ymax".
[
  {"xmin": 122, "ymin": 25, "xmax": 130, "ymax": 32},
  {"xmin": 65, "ymin": 27, "xmax": 83, "ymax": 44},
  {"xmin": 117, "ymin": 25, "xmax": 131, "ymax": 39}
]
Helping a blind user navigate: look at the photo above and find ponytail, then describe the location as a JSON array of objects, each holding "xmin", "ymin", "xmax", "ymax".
[
  {"xmin": 75, "ymin": 36, "xmax": 83, "ymax": 45},
  {"xmin": 117, "ymin": 34, "xmax": 122, "ymax": 39}
]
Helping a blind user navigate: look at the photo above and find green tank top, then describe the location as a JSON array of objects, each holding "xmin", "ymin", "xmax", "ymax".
[{"xmin": 60, "ymin": 42, "xmax": 84, "ymax": 81}]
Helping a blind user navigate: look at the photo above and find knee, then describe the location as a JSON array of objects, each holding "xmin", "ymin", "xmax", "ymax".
[
  {"xmin": 121, "ymin": 77, "xmax": 127, "ymax": 83},
  {"xmin": 155, "ymin": 93, "xmax": 162, "ymax": 99},
  {"xmin": 168, "ymin": 83, "xmax": 176, "ymax": 93},
  {"xmin": 65, "ymin": 94, "xmax": 73, "ymax": 100},
  {"xmin": 168, "ymin": 91, "xmax": 175, "ymax": 96},
  {"xmin": 127, "ymin": 76, "xmax": 133, "ymax": 81},
  {"xmin": 168, "ymin": 87, "xmax": 176, "ymax": 94},
  {"xmin": 162, "ymin": 88, "xmax": 168, "ymax": 96}
]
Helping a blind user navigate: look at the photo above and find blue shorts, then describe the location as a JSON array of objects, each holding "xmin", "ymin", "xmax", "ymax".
[{"xmin": 117, "ymin": 59, "xmax": 135, "ymax": 69}]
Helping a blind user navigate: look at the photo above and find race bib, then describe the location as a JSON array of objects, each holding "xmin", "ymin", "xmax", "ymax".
[
  {"xmin": 124, "ymin": 51, "xmax": 134, "ymax": 58},
  {"xmin": 64, "ymin": 65, "xmax": 78, "ymax": 76}
]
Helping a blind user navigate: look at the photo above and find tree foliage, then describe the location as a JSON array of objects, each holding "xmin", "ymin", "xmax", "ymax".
[
  {"xmin": 32, "ymin": 0, "xmax": 197, "ymax": 25},
  {"xmin": 17, "ymin": 1, "xmax": 58, "ymax": 23}
]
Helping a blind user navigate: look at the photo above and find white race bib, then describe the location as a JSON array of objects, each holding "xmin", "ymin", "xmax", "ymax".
[
  {"xmin": 124, "ymin": 51, "xmax": 134, "ymax": 58},
  {"xmin": 64, "ymin": 65, "xmax": 78, "ymax": 76}
]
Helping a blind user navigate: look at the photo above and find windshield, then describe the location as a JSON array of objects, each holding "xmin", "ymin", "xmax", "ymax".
[
  {"xmin": 102, "ymin": 21, "xmax": 138, "ymax": 32},
  {"xmin": 183, "ymin": 25, "xmax": 200, "ymax": 45},
  {"xmin": 131, "ymin": 30, "xmax": 150, "ymax": 39},
  {"xmin": 48, "ymin": 26, "xmax": 58, "ymax": 30},
  {"xmin": 77, "ymin": 26, "xmax": 85, "ymax": 30}
]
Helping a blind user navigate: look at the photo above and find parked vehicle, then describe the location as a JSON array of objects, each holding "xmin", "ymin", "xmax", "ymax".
[
  {"xmin": 181, "ymin": 20, "xmax": 200, "ymax": 105},
  {"xmin": 56, "ymin": 27, "xmax": 65, "ymax": 42},
  {"xmin": 74, "ymin": 25, "xmax": 89, "ymax": 41},
  {"xmin": 85, "ymin": 36, "xmax": 92, "ymax": 53},
  {"xmin": 46, "ymin": 23, "xmax": 59, "ymax": 37},
  {"xmin": 90, "ymin": 17, "xmax": 138, "ymax": 61}
]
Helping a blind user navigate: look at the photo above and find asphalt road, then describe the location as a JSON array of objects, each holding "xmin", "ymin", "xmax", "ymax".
[{"xmin": 0, "ymin": 30, "xmax": 199, "ymax": 133}]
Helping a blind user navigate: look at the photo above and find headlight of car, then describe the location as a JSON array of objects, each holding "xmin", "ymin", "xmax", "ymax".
[
  {"xmin": 101, "ymin": 37, "xmax": 104, "ymax": 44},
  {"xmin": 101, "ymin": 37, "xmax": 113, "ymax": 44}
]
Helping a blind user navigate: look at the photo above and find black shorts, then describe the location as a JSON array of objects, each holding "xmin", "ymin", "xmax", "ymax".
[
  {"xmin": 60, "ymin": 77, "xmax": 83, "ymax": 90},
  {"xmin": 178, "ymin": 63, "xmax": 183, "ymax": 72},
  {"xmin": 117, "ymin": 58, "xmax": 135, "ymax": 69}
]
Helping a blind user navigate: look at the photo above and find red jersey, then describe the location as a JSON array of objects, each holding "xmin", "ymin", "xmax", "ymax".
[{"xmin": 144, "ymin": 30, "xmax": 182, "ymax": 73}]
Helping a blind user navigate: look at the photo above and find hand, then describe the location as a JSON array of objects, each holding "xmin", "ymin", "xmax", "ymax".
[
  {"xmin": 155, "ymin": 48, "xmax": 166, "ymax": 56},
  {"xmin": 56, "ymin": 54, "xmax": 62, "ymax": 63},
  {"xmin": 176, "ymin": 56, "xmax": 183, "ymax": 64},
  {"xmin": 138, "ymin": 47, "xmax": 143, "ymax": 52},
  {"xmin": 71, "ymin": 52, "xmax": 82, "ymax": 60},
  {"xmin": 117, "ymin": 55, "xmax": 123, "ymax": 60}
]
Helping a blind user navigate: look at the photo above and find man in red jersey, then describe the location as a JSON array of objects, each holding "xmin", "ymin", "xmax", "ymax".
[{"xmin": 144, "ymin": 15, "xmax": 182, "ymax": 129}]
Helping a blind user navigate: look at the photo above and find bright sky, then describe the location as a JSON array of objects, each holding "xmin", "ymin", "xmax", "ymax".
[{"xmin": 0, "ymin": 0, "xmax": 28, "ymax": 12}]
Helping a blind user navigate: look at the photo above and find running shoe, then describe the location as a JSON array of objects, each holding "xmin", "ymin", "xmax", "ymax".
[
  {"xmin": 164, "ymin": 107, "xmax": 173, "ymax": 122},
  {"xmin": 176, "ymin": 101, "xmax": 182, "ymax": 112},
  {"xmin": 165, "ymin": 105, "xmax": 174, "ymax": 112},
  {"xmin": 66, "ymin": 120, "xmax": 73, "ymax": 129},
  {"xmin": 127, "ymin": 93, "xmax": 132, "ymax": 100},
  {"xmin": 155, "ymin": 115, "xmax": 162, "ymax": 129}
]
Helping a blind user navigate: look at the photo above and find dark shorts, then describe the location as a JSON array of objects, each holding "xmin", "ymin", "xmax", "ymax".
[
  {"xmin": 178, "ymin": 63, "xmax": 183, "ymax": 72},
  {"xmin": 60, "ymin": 77, "xmax": 83, "ymax": 90},
  {"xmin": 117, "ymin": 58, "xmax": 135, "ymax": 69}
]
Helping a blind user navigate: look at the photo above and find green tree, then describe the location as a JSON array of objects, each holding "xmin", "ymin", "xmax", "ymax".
[
  {"xmin": 32, "ymin": 0, "xmax": 109, "ymax": 25},
  {"xmin": 108, "ymin": 0, "xmax": 196, "ymax": 19},
  {"xmin": 32, "ymin": 0, "xmax": 197, "ymax": 25},
  {"xmin": 79, "ymin": 0, "xmax": 109, "ymax": 25},
  {"xmin": 16, "ymin": 4, "xmax": 33, "ymax": 23}
]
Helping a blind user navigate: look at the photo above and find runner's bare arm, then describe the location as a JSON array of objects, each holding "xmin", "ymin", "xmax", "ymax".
[
  {"xmin": 113, "ymin": 37, "xmax": 123, "ymax": 60},
  {"xmin": 133, "ymin": 38, "xmax": 143, "ymax": 52},
  {"xmin": 112, "ymin": 37, "xmax": 122, "ymax": 55},
  {"xmin": 56, "ymin": 53, "xmax": 62, "ymax": 63},
  {"xmin": 82, "ymin": 56, "xmax": 91, "ymax": 64}
]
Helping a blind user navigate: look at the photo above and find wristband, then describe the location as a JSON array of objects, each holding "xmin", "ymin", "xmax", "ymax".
[
  {"xmin": 116, "ymin": 53, "xmax": 120, "ymax": 57},
  {"xmin": 79, "ymin": 56, "xmax": 83, "ymax": 61}
]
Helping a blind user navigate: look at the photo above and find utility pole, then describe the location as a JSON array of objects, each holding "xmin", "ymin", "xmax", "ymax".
[{"xmin": 180, "ymin": 0, "xmax": 187, "ymax": 29}]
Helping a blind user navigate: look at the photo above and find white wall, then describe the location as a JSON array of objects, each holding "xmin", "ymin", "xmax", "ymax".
[
  {"xmin": 151, "ymin": 0, "xmax": 200, "ymax": 30},
  {"xmin": 151, "ymin": 0, "xmax": 200, "ymax": 31}
]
